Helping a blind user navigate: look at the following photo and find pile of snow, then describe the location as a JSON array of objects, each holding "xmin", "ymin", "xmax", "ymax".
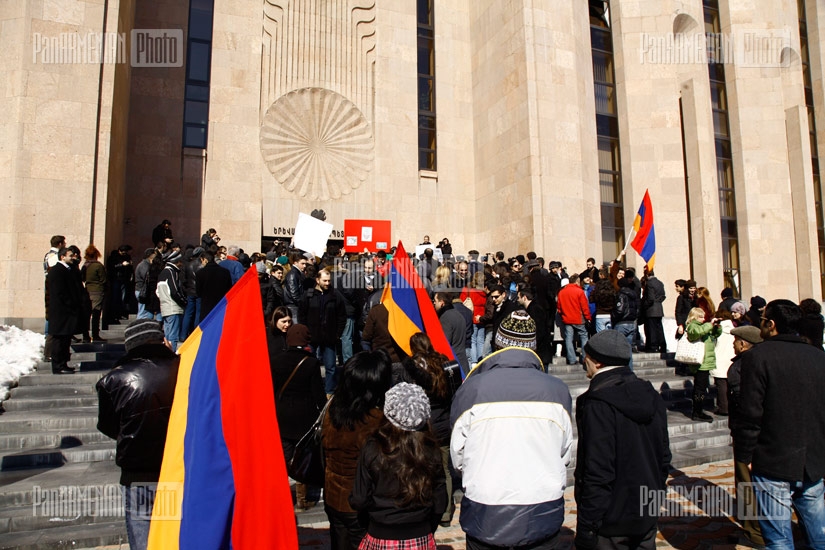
[{"xmin": 0, "ymin": 325, "xmax": 44, "ymax": 402}]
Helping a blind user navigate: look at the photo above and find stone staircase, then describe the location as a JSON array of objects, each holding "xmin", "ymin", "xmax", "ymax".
[
  {"xmin": 0, "ymin": 333, "xmax": 733, "ymax": 546},
  {"xmin": 0, "ymin": 324, "xmax": 128, "ymax": 550}
]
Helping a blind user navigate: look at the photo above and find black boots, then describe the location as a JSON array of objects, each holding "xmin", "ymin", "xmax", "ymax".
[{"xmin": 692, "ymin": 393, "xmax": 713, "ymax": 423}]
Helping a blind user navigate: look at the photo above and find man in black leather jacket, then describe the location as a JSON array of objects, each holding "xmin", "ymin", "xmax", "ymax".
[
  {"xmin": 96, "ymin": 319, "xmax": 179, "ymax": 550},
  {"xmin": 283, "ymin": 251, "xmax": 309, "ymax": 321}
]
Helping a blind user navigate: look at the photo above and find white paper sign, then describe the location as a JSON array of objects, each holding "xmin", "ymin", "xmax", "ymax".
[
  {"xmin": 294, "ymin": 213, "xmax": 334, "ymax": 258},
  {"xmin": 346, "ymin": 236, "xmax": 358, "ymax": 247},
  {"xmin": 361, "ymin": 226, "xmax": 373, "ymax": 242},
  {"xmin": 376, "ymin": 242, "xmax": 387, "ymax": 250}
]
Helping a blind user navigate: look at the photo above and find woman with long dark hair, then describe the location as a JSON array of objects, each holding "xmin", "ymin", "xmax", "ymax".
[
  {"xmin": 322, "ymin": 350, "xmax": 393, "ymax": 550},
  {"xmin": 350, "ymin": 383, "xmax": 446, "ymax": 550},
  {"xmin": 402, "ymin": 332, "xmax": 456, "ymax": 526}
]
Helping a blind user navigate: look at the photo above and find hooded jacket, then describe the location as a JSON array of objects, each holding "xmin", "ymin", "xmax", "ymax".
[
  {"xmin": 450, "ymin": 347, "xmax": 573, "ymax": 547},
  {"xmin": 574, "ymin": 367, "xmax": 671, "ymax": 545},
  {"xmin": 156, "ymin": 263, "xmax": 186, "ymax": 316}
]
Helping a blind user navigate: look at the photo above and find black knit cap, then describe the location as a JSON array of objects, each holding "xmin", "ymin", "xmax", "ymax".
[{"xmin": 583, "ymin": 329, "xmax": 632, "ymax": 366}]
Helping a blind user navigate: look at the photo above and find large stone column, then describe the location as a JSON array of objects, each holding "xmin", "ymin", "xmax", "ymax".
[{"xmin": 470, "ymin": 0, "xmax": 600, "ymax": 264}]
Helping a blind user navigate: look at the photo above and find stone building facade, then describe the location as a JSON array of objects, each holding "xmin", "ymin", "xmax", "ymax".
[{"xmin": 2, "ymin": 0, "xmax": 824, "ymax": 329}]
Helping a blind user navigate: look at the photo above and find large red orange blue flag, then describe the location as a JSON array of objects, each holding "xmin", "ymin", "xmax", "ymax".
[
  {"xmin": 381, "ymin": 241, "xmax": 456, "ymax": 363},
  {"xmin": 630, "ymin": 190, "xmax": 656, "ymax": 270},
  {"xmin": 147, "ymin": 268, "xmax": 297, "ymax": 550}
]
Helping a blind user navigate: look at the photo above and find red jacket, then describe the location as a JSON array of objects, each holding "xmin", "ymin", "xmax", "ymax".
[
  {"xmin": 557, "ymin": 284, "xmax": 591, "ymax": 325},
  {"xmin": 460, "ymin": 288, "xmax": 487, "ymax": 322}
]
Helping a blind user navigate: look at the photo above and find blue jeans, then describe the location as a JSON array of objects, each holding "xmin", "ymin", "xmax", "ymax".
[
  {"xmin": 563, "ymin": 323, "xmax": 588, "ymax": 365},
  {"xmin": 162, "ymin": 314, "xmax": 182, "ymax": 351},
  {"xmin": 482, "ymin": 327, "xmax": 493, "ymax": 356},
  {"xmin": 124, "ymin": 484, "xmax": 156, "ymax": 550},
  {"xmin": 316, "ymin": 345, "xmax": 337, "ymax": 394},
  {"xmin": 181, "ymin": 296, "xmax": 200, "ymax": 339},
  {"xmin": 341, "ymin": 317, "xmax": 355, "ymax": 363},
  {"xmin": 752, "ymin": 474, "xmax": 825, "ymax": 549},
  {"xmin": 614, "ymin": 322, "xmax": 636, "ymax": 370},
  {"xmin": 595, "ymin": 315, "xmax": 611, "ymax": 332},
  {"xmin": 136, "ymin": 291, "xmax": 162, "ymax": 321},
  {"xmin": 470, "ymin": 324, "xmax": 485, "ymax": 364}
]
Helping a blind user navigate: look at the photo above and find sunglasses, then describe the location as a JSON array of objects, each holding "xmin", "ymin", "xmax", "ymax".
[{"xmin": 490, "ymin": 294, "xmax": 502, "ymax": 299}]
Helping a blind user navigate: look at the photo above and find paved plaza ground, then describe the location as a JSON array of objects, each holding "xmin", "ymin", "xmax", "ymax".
[{"xmin": 90, "ymin": 459, "xmax": 777, "ymax": 550}]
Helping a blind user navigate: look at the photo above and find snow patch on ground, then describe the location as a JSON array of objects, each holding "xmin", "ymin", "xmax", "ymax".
[{"xmin": 0, "ymin": 325, "xmax": 44, "ymax": 402}]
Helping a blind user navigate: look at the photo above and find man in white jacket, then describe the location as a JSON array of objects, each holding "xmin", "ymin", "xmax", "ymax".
[
  {"xmin": 450, "ymin": 310, "xmax": 573, "ymax": 550},
  {"xmin": 155, "ymin": 250, "xmax": 186, "ymax": 351}
]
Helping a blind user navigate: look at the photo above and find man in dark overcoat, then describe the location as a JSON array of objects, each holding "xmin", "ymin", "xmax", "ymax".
[{"xmin": 46, "ymin": 247, "xmax": 82, "ymax": 374}]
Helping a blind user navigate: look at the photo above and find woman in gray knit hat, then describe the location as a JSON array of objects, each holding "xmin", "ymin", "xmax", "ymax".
[{"xmin": 349, "ymin": 382, "xmax": 447, "ymax": 550}]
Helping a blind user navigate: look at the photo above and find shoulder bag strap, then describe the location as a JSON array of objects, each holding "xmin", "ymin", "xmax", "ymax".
[{"xmin": 277, "ymin": 355, "xmax": 311, "ymax": 401}]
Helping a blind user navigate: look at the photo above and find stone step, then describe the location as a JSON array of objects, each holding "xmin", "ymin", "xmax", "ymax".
[
  {"xmin": 69, "ymin": 343, "xmax": 125, "ymax": 355},
  {"xmin": 0, "ymin": 442, "xmax": 116, "ymax": 470},
  {"xmin": 2, "ymin": 396, "xmax": 98, "ymax": 412},
  {"xmin": 0, "ymin": 430, "xmax": 110, "ymax": 452},
  {"xmin": 0, "ymin": 408, "xmax": 99, "ymax": 434},
  {"xmin": 551, "ymin": 365, "xmax": 681, "ymax": 382},
  {"xmin": 546, "ymin": 359, "xmax": 672, "ymax": 374},
  {"xmin": 17, "ymin": 372, "xmax": 105, "ymax": 387},
  {"xmin": 9, "ymin": 385, "xmax": 98, "ymax": 399},
  {"xmin": 1, "ymin": 501, "xmax": 125, "ymax": 535},
  {"xmin": 0, "ymin": 462, "xmax": 120, "ymax": 508},
  {"xmin": 0, "ymin": 520, "xmax": 126, "ymax": 550}
]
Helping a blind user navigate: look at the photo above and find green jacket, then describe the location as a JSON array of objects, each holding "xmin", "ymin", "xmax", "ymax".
[
  {"xmin": 686, "ymin": 320, "xmax": 722, "ymax": 372},
  {"xmin": 82, "ymin": 260, "xmax": 107, "ymax": 293}
]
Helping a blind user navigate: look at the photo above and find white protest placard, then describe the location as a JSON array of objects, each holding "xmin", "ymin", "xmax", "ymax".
[
  {"xmin": 293, "ymin": 212, "xmax": 334, "ymax": 258},
  {"xmin": 361, "ymin": 226, "xmax": 373, "ymax": 242}
]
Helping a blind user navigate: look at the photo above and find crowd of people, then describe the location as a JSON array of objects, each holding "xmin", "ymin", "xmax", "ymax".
[{"xmin": 39, "ymin": 223, "xmax": 824, "ymax": 550}]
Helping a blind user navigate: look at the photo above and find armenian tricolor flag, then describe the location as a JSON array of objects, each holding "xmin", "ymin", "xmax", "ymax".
[
  {"xmin": 147, "ymin": 268, "xmax": 297, "ymax": 550},
  {"xmin": 381, "ymin": 241, "xmax": 456, "ymax": 363},
  {"xmin": 630, "ymin": 190, "xmax": 656, "ymax": 270}
]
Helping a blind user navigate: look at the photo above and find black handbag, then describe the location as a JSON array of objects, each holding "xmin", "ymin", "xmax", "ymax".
[
  {"xmin": 443, "ymin": 360, "xmax": 463, "ymax": 396},
  {"xmin": 287, "ymin": 398, "xmax": 331, "ymax": 486}
]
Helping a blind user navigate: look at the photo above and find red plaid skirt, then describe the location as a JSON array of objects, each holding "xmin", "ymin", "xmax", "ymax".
[{"xmin": 358, "ymin": 533, "xmax": 436, "ymax": 550}]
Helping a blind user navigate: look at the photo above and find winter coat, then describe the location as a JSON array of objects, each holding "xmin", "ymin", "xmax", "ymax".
[
  {"xmin": 574, "ymin": 367, "xmax": 671, "ymax": 544},
  {"xmin": 298, "ymin": 287, "xmax": 347, "ymax": 347},
  {"xmin": 270, "ymin": 348, "xmax": 326, "ymax": 441},
  {"xmin": 96, "ymin": 344, "xmax": 179, "ymax": 485},
  {"xmin": 349, "ymin": 436, "xmax": 446, "ymax": 540},
  {"xmin": 557, "ymin": 284, "xmax": 591, "ymax": 325},
  {"xmin": 734, "ymin": 334, "xmax": 825, "ymax": 482},
  {"xmin": 685, "ymin": 320, "xmax": 722, "ymax": 372},
  {"xmin": 640, "ymin": 276, "xmax": 665, "ymax": 318},
  {"xmin": 437, "ymin": 303, "xmax": 469, "ymax": 373},
  {"xmin": 451, "ymin": 347, "xmax": 573, "ymax": 547},
  {"xmin": 674, "ymin": 291, "xmax": 694, "ymax": 327},
  {"xmin": 710, "ymin": 319, "xmax": 735, "ymax": 378},
  {"xmin": 156, "ymin": 264, "xmax": 186, "ymax": 316},
  {"xmin": 219, "ymin": 257, "xmax": 244, "ymax": 285},
  {"xmin": 81, "ymin": 260, "xmax": 107, "ymax": 294},
  {"xmin": 283, "ymin": 266, "xmax": 306, "ymax": 306},
  {"xmin": 195, "ymin": 261, "xmax": 233, "ymax": 320},
  {"xmin": 322, "ymin": 408, "xmax": 384, "ymax": 513},
  {"xmin": 610, "ymin": 287, "xmax": 639, "ymax": 327},
  {"xmin": 590, "ymin": 279, "xmax": 616, "ymax": 316},
  {"xmin": 46, "ymin": 263, "xmax": 83, "ymax": 335}
]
